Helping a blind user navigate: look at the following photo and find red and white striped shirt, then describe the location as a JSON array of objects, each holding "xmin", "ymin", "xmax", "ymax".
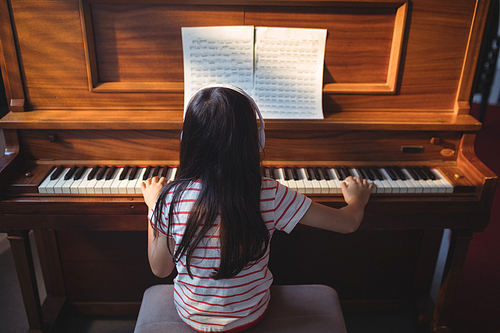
[{"xmin": 150, "ymin": 178, "xmax": 311, "ymax": 332}]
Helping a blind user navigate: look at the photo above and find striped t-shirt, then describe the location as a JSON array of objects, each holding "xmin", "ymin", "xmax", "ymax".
[{"xmin": 150, "ymin": 178, "xmax": 311, "ymax": 332}]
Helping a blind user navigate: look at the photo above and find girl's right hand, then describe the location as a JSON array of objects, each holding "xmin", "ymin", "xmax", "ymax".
[
  {"xmin": 340, "ymin": 176, "xmax": 375, "ymax": 207},
  {"xmin": 141, "ymin": 176, "xmax": 166, "ymax": 211}
]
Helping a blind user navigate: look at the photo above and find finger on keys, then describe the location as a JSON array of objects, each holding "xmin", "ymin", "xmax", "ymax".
[
  {"xmin": 141, "ymin": 176, "xmax": 166, "ymax": 210},
  {"xmin": 341, "ymin": 176, "xmax": 374, "ymax": 207}
]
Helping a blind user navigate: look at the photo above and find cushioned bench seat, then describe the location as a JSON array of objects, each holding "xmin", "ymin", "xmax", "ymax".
[{"xmin": 134, "ymin": 284, "xmax": 347, "ymax": 333}]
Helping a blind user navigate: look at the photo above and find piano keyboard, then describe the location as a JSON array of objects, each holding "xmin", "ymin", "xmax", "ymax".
[
  {"xmin": 38, "ymin": 165, "xmax": 454, "ymax": 195},
  {"xmin": 38, "ymin": 165, "xmax": 177, "ymax": 194},
  {"xmin": 262, "ymin": 166, "xmax": 453, "ymax": 194}
]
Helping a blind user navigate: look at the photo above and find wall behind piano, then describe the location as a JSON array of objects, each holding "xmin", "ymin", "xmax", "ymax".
[{"xmin": 449, "ymin": 105, "xmax": 500, "ymax": 332}]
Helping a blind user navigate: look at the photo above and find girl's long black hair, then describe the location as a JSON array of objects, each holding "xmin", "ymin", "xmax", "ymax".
[{"xmin": 153, "ymin": 87, "xmax": 269, "ymax": 280}]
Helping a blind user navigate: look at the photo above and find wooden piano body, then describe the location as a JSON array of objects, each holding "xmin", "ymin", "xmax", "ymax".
[{"xmin": 0, "ymin": 0, "xmax": 497, "ymax": 332}]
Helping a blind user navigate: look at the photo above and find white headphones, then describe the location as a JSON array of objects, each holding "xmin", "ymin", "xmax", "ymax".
[{"xmin": 184, "ymin": 84, "xmax": 265, "ymax": 151}]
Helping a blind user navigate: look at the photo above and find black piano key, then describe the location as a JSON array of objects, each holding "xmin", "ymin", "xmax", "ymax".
[
  {"xmin": 50, "ymin": 165, "xmax": 65, "ymax": 180},
  {"xmin": 152, "ymin": 165, "xmax": 160, "ymax": 177},
  {"xmin": 291, "ymin": 167, "xmax": 300, "ymax": 181},
  {"xmin": 283, "ymin": 167, "xmax": 291, "ymax": 181},
  {"xmin": 271, "ymin": 167, "xmax": 278, "ymax": 180},
  {"xmin": 356, "ymin": 168, "xmax": 367, "ymax": 179},
  {"xmin": 96, "ymin": 166, "xmax": 108, "ymax": 180},
  {"xmin": 322, "ymin": 167, "xmax": 331, "ymax": 180},
  {"xmin": 335, "ymin": 167, "xmax": 346, "ymax": 181},
  {"xmin": 343, "ymin": 167, "xmax": 352, "ymax": 178},
  {"xmin": 105, "ymin": 166, "xmax": 116, "ymax": 180},
  {"xmin": 393, "ymin": 166, "xmax": 407, "ymax": 180},
  {"xmin": 354, "ymin": 167, "xmax": 364, "ymax": 179},
  {"xmin": 406, "ymin": 166, "xmax": 420, "ymax": 180},
  {"xmin": 385, "ymin": 166, "xmax": 398, "ymax": 180},
  {"xmin": 119, "ymin": 166, "xmax": 130, "ymax": 180},
  {"xmin": 311, "ymin": 167, "xmax": 321, "ymax": 180},
  {"xmin": 64, "ymin": 165, "xmax": 78, "ymax": 180},
  {"xmin": 422, "ymin": 166, "xmax": 437, "ymax": 180},
  {"xmin": 305, "ymin": 167, "xmax": 314, "ymax": 180},
  {"xmin": 142, "ymin": 166, "xmax": 152, "ymax": 180},
  {"xmin": 161, "ymin": 166, "xmax": 169, "ymax": 178},
  {"xmin": 370, "ymin": 167, "xmax": 384, "ymax": 181},
  {"xmin": 73, "ymin": 166, "xmax": 87, "ymax": 180},
  {"xmin": 414, "ymin": 167, "xmax": 428, "ymax": 180},
  {"xmin": 266, "ymin": 167, "xmax": 273, "ymax": 179},
  {"xmin": 261, "ymin": 167, "xmax": 268, "ymax": 178},
  {"xmin": 87, "ymin": 166, "xmax": 100, "ymax": 180},
  {"xmin": 128, "ymin": 166, "xmax": 139, "ymax": 180},
  {"xmin": 364, "ymin": 167, "xmax": 377, "ymax": 181}
]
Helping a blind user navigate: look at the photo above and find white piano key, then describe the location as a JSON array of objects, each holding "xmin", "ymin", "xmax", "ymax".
[
  {"xmin": 38, "ymin": 167, "xmax": 62, "ymax": 193},
  {"xmin": 118, "ymin": 169, "xmax": 133, "ymax": 194},
  {"xmin": 127, "ymin": 167, "xmax": 143, "ymax": 194},
  {"xmin": 294, "ymin": 169, "xmax": 307, "ymax": 194},
  {"xmin": 168, "ymin": 167, "xmax": 177, "ymax": 182},
  {"xmin": 283, "ymin": 168, "xmax": 299, "ymax": 192},
  {"xmin": 416, "ymin": 177, "xmax": 432, "ymax": 193},
  {"xmin": 315, "ymin": 168, "xmax": 330, "ymax": 194},
  {"xmin": 102, "ymin": 168, "xmax": 119, "ymax": 194},
  {"xmin": 292, "ymin": 168, "xmax": 304, "ymax": 192},
  {"xmin": 325, "ymin": 168, "xmax": 342, "ymax": 194},
  {"xmin": 372, "ymin": 168, "xmax": 392, "ymax": 193},
  {"xmin": 84, "ymin": 167, "xmax": 102, "ymax": 194},
  {"xmin": 70, "ymin": 168, "xmax": 91, "ymax": 194},
  {"xmin": 402, "ymin": 169, "xmax": 424, "ymax": 193},
  {"xmin": 425, "ymin": 178, "xmax": 440, "ymax": 193},
  {"xmin": 400, "ymin": 169, "xmax": 418, "ymax": 194},
  {"xmin": 380, "ymin": 168, "xmax": 401, "ymax": 194},
  {"xmin": 300, "ymin": 168, "xmax": 321, "ymax": 194},
  {"xmin": 432, "ymin": 168, "xmax": 454, "ymax": 193},
  {"xmin": 77, "ymin": 169, "xmax": 95, "ymax": 194},
  {"xmin": 86, "ymin": 178, "xmax": 98, "ymax": 194},
  {"xmin": 94, "ymin": 174, "xmax": 107, "ymax": 194},
  {"xmin": 134, "ymin": 168, "xmax": 148, "ymax": 194},
  {"xmin": 109, "ymin": 168, "xmax": 125, "ymax": 194},
  {"xmin": 275, "ymin": 168, "xmax": 290, "ymax": 188},
  {"xmin": 297, "ymin": 168, "xmax": 311, "ymax": 193},
  {"xmin": 61, "ymin": 176, "xmax": 75, "ymax": 194},
  {"xmin": 53, "ymin": 168, "xmax": 71, "ymax": 194}
]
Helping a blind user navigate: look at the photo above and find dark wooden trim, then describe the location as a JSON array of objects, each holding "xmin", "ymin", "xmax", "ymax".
[{"xmin": 0, "ymin": 0, "xmax": 26, "ymax": 111}]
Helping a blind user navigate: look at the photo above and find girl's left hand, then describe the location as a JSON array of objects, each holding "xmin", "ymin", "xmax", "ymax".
[{"xmin": 141, "ymin": 176, "xmax": 166, "ymax": 211}]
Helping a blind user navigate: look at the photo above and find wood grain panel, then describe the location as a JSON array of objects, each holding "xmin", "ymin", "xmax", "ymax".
[
  {"xmin": 246, "ymin": 6, "xmax": 395, "ymax": 84},
  {"xmin": 18, "ymin": 129, "xmax": 181, "ymax": 160},
  {"xmin": 85, "ymin": 3, "xmax": 245, "ymax": 92},
  {"xmin": 15, "ymin": 128, "xmax": 462, "ymax": 163},
  {"xmin": 5, "ymin": 0, "xmax": 483, "ymax": 113},
  {"xmin": 263, "ymin": 130, "xmax": 461, "ymax": 163}
]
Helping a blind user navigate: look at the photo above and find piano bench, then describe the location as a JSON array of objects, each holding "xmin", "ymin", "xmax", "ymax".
[{"xmin": 134, "ymin": 284, "xmax": 347, "ymax": 333}]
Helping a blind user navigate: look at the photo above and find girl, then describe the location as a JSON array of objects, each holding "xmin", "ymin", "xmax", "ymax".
[{"xmin": 141, "ymin": 85, "xmax": 374, "ymax": 332}]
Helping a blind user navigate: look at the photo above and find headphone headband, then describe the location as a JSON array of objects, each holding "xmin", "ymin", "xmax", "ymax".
[{"xmin": 185, "ymin": 84, "xmax": 265, "ymax": 151}]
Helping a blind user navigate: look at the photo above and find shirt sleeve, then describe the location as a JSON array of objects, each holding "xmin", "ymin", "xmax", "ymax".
[{"xmin": 273, "ymin": 182, "xmax": 312, "ymax": 234}]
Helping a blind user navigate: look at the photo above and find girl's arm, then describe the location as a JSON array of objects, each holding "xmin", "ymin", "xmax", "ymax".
[
  {"xmin": 142, "ymin": 177, "xmax": 176, "ymax": 278},
  {"xmin": 298, "ymin": 176, "xmax": 374, "ymax": 234}
]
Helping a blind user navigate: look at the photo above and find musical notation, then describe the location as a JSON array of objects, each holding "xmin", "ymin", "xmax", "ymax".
[{"xmin": 181, "ymin": 26, "xmax": 326, "ymax": 119}]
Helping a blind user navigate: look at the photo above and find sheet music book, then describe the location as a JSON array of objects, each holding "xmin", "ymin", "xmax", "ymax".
[{"xmin": 182, "ymin": 26, "xmax": 327, "ymax": 119}]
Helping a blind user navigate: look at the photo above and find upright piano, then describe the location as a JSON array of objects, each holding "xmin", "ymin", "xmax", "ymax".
[{"xmin": 0, "ymin": 0, "xmax": 497, "ymax": 332}]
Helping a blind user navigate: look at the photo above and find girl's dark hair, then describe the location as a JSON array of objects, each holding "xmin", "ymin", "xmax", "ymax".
[{"xmin": 153, "ymin": 87, "xmax": 269, "ymax": 280}]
